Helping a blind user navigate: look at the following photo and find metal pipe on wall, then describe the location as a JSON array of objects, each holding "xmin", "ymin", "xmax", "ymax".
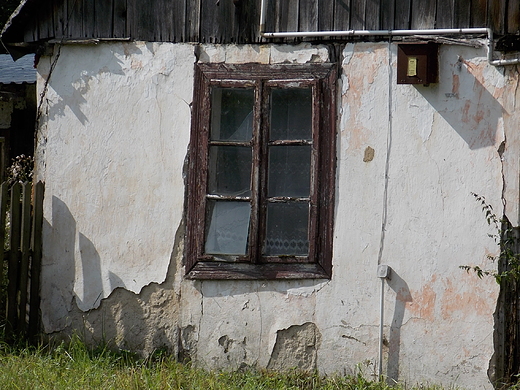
[{"xmin": 258, "ymin": 0, "xmax": 520, "ymax": 66}]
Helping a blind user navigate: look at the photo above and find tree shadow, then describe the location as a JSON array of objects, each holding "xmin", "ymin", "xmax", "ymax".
[
  {"xmin": 44, "ymin": 43, "xmax": 138, "ymax": 126},
  {"xmin": 78, "ymin": 233, "xmax": 103, "ymax": 310},
  {"xmin": 40, "ymin": 196, "xmax": 76, "ymax": 332}
]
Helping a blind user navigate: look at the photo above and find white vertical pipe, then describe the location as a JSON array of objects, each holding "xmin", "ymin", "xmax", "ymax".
[
  {"xmin": 378, "ymin": 276, "xmax": 385, "ymax": 378},
  {"xmin": 259, "ymin": 0, "xmax": 268, "ymax": 34}
]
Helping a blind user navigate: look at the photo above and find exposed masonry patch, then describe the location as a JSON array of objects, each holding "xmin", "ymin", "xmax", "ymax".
[
  {"xmin": 178, "ymin": 325, "xmax": 196, "ymax": 363},
  {"xmin": 216, "ymin": 334, "xmax": 248, "ymax": 365},
  {"xmin": 267, "ymin": 322, "xmax": 321, "ymax": 371},
  {"xmin": 219, "ymin": 335, "xmax": 233, "ymax": 353},
  {"xmin": 48, "ymin": 221, "xmax": 186, "ymax": 358}
]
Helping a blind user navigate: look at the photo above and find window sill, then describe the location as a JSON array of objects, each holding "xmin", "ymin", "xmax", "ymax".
[{"xmin": 185, "ymin": 261, "xmax": 331, "ymax": 280}]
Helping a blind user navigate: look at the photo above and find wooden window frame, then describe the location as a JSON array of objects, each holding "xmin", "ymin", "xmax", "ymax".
[{"xmin": 186, "ymin": 63, "xmax": 336, "ymax": 280}]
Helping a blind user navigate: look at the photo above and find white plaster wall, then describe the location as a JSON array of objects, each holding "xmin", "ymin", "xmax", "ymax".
[
  {"xmin": 501, "ymin": 67, "xmax": 520, "ymax": 227},
  {"xmin": 189, "ymin": 42, "xmax": 502, "ymax": 389},
  {"xmin": 36, "ymin": 41, "xmax": 509, "ymax": 389},
  {"xmin": 36, "ymin": 42, "xmax": 194, "ymax": 329},
  {"xmin": 314, "ymin": 42, "xmax": 501, "ymax": 387}
]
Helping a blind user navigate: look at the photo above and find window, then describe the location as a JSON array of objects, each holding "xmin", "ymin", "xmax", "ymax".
[{"xmin": 186, "ymin": 63, "xmax": 336, "ymax": 279}]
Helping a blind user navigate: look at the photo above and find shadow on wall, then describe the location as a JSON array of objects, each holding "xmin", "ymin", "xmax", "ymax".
[
  {"xmin": 45, "ymin": 43, "xmax": 140, "ymax": 126},
  {"xmin": 40, "ymin": 196, "xmax": 77, "ymax": 331},
  {"xmin": 418, "ymin": 57, "xmax": 505, "ymax": 150},
  {"xmin": 199, "ymin": 278, "xmax": 326, "ymax": 298},
  {"xmin": 386, "ymin": 270, "xmax": 412, "ymax": 385},
  {"xmin": 79, "ymin": 233, "xmax": 103, "ymax": 308}
]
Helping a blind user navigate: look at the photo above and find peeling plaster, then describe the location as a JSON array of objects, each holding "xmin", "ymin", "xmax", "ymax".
[
  {"xmin": 35, "ymin": 41, "xmax": 512, "ymax": 389},
  {"xmin": 286, "ymin": 280, "xmax": 329, "ymax": 297},
  {"xmin": 38, "ymin": 42, "xmax": 194, "ymax": 328},
  {"xmin": 48, "ymin": 220, "xmax": 186, "ymax": 357},
  {"xmin": 197, "ymin": 43, "xmax": 330, "ymax": 65}
]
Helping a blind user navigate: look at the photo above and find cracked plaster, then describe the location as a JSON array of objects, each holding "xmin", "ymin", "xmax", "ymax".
[{"xmin": 34, "ymin": 41, "xmax": 515, "ymax": 389}]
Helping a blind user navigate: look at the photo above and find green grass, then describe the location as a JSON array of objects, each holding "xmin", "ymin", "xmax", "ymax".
[{"xmin": 0, "ymin": 338, "xmax": 463, "ymax": 390}]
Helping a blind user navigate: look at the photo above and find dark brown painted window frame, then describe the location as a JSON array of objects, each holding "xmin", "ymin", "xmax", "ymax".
[{"xmin": 186, "ymin": 63, "xmax": 336, "ymax": 280}]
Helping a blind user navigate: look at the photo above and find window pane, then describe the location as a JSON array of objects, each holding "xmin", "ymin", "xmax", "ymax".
[
  {"xmin": 270, "ymin": 88, "xmax": 312, "ymax": 141},
  {"xmin": 264, "ymin": 202, "xmax": 309, "ymax": 256},
  {"xmin": 211, "ymin": 88, "xmax": 254, "ymax": 141},
  {"xmin": 268, "ymin": 145, "xmax": 311, "ymax": 197},
  {"xmin": 208, "ymin": 146, "xmax": 252, "ymax": 197},
  {"xmin": 205, "ymin": 201, "xmax": 251, "ymax": 255}
]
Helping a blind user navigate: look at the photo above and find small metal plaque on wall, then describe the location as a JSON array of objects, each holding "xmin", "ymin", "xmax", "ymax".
[{"xmin": 397, "ymin": 42, "xmax": 439, "ymax": 85}]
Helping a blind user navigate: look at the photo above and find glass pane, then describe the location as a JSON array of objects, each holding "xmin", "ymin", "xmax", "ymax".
[
  {"xmin": 268, "ymin": 145, "xmax": 311, "ymax": 197},
  {"xmin": 211, "ymin": 88, "xmax": 254, "ymax": 141},
  {"xmin": 264, "ymin": 202, "xmax": 309, "ymax": 256},
  {"xmin": 270, "ymin": 88, "xmax": 312, "ymax": 141},
  {"xmin": 208, "ymin": 146, "xmax": 252, "ymax": 197},
  {"xmin": 205, "ymin": 201, "xmax": 251, "ymax": 255}
]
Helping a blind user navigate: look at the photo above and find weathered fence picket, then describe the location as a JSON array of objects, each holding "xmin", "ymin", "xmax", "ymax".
[
  {"xmin": 29, "ymin": 182, "xmax": 43, "ymax": 338},
  {"xmin": 1, "ymin": 181, "xmax": 44, "ymax": 339}
]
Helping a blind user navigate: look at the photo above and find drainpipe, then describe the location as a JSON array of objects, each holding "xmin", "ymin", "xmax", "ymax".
[
  {"xmin": 259, "ymin": 0, "xmax": 520, "ymax": 66},
  {"xmin": 377, "ymin": 265, "xmax": 391, "ymax": 378}
]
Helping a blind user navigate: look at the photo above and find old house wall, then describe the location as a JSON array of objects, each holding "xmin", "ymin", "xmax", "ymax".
[
  {"xmin": 35, "ymin": 42, "xmax": 195, "ymax": 332},
  {"xmin": 35, "ymin": 40, "xmax": 511, "ymax": 389}
]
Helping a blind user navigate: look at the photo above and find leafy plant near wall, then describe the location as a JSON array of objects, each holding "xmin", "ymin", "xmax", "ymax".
[
  {"xmin": 461, "ymin": 194, "xmax": 520, "ymax": 386},
  {"xmin": 460, "ymin": 193, "xmax": 520, "ymax": 284},
  {"xmin": 6, "ymin": 154, "xmax": 33, "ymax": 189}
]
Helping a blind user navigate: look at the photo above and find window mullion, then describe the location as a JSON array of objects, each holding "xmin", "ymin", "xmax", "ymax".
[
  {"xmin": 256, "ymin": 82, "xmax": 271, "ymax": 264},
  {"xmin": 248, "ymin": 81, "xmax": 263, "ymax": 264}
]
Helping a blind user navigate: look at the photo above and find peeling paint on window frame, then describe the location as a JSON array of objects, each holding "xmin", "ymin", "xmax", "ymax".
[{"xmin": 185, "ymin": 63, "xmax": 336, "ymax": 280}]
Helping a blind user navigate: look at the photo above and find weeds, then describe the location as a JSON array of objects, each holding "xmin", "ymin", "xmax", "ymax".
[
  {"xmin": 460, "ymin": 193, "xmax": 520, "ymax": 284},
  {"xmin": 0, "ymin": 337, "xmax": 466, "ymax": 390}
]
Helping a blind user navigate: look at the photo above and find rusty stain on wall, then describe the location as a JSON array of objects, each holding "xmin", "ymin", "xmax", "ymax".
[
  {"xmin": 363, "ymin": 146, "xmax": 375, "ymax": 162},
  {"xmin": 441, "ymin": 278, "xmax": 494, "ymax": 320},
  {"xmin": 452, "ymin": 74, "xmax": 460, "ymax": 96},
  {"xmin": 405, "ymin": 276, "xmax": 437, "ymax": 322}
]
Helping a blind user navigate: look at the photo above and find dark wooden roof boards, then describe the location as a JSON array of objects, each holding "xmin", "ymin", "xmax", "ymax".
[{"xmin": 1, "ymin": 0, "xmax": 519, "ymax": 51}]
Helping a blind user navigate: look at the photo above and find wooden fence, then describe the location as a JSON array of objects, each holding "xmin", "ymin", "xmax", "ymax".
[{"xmin": 0, "ymin": 181, "xmax": 44, "ymax": 340}]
